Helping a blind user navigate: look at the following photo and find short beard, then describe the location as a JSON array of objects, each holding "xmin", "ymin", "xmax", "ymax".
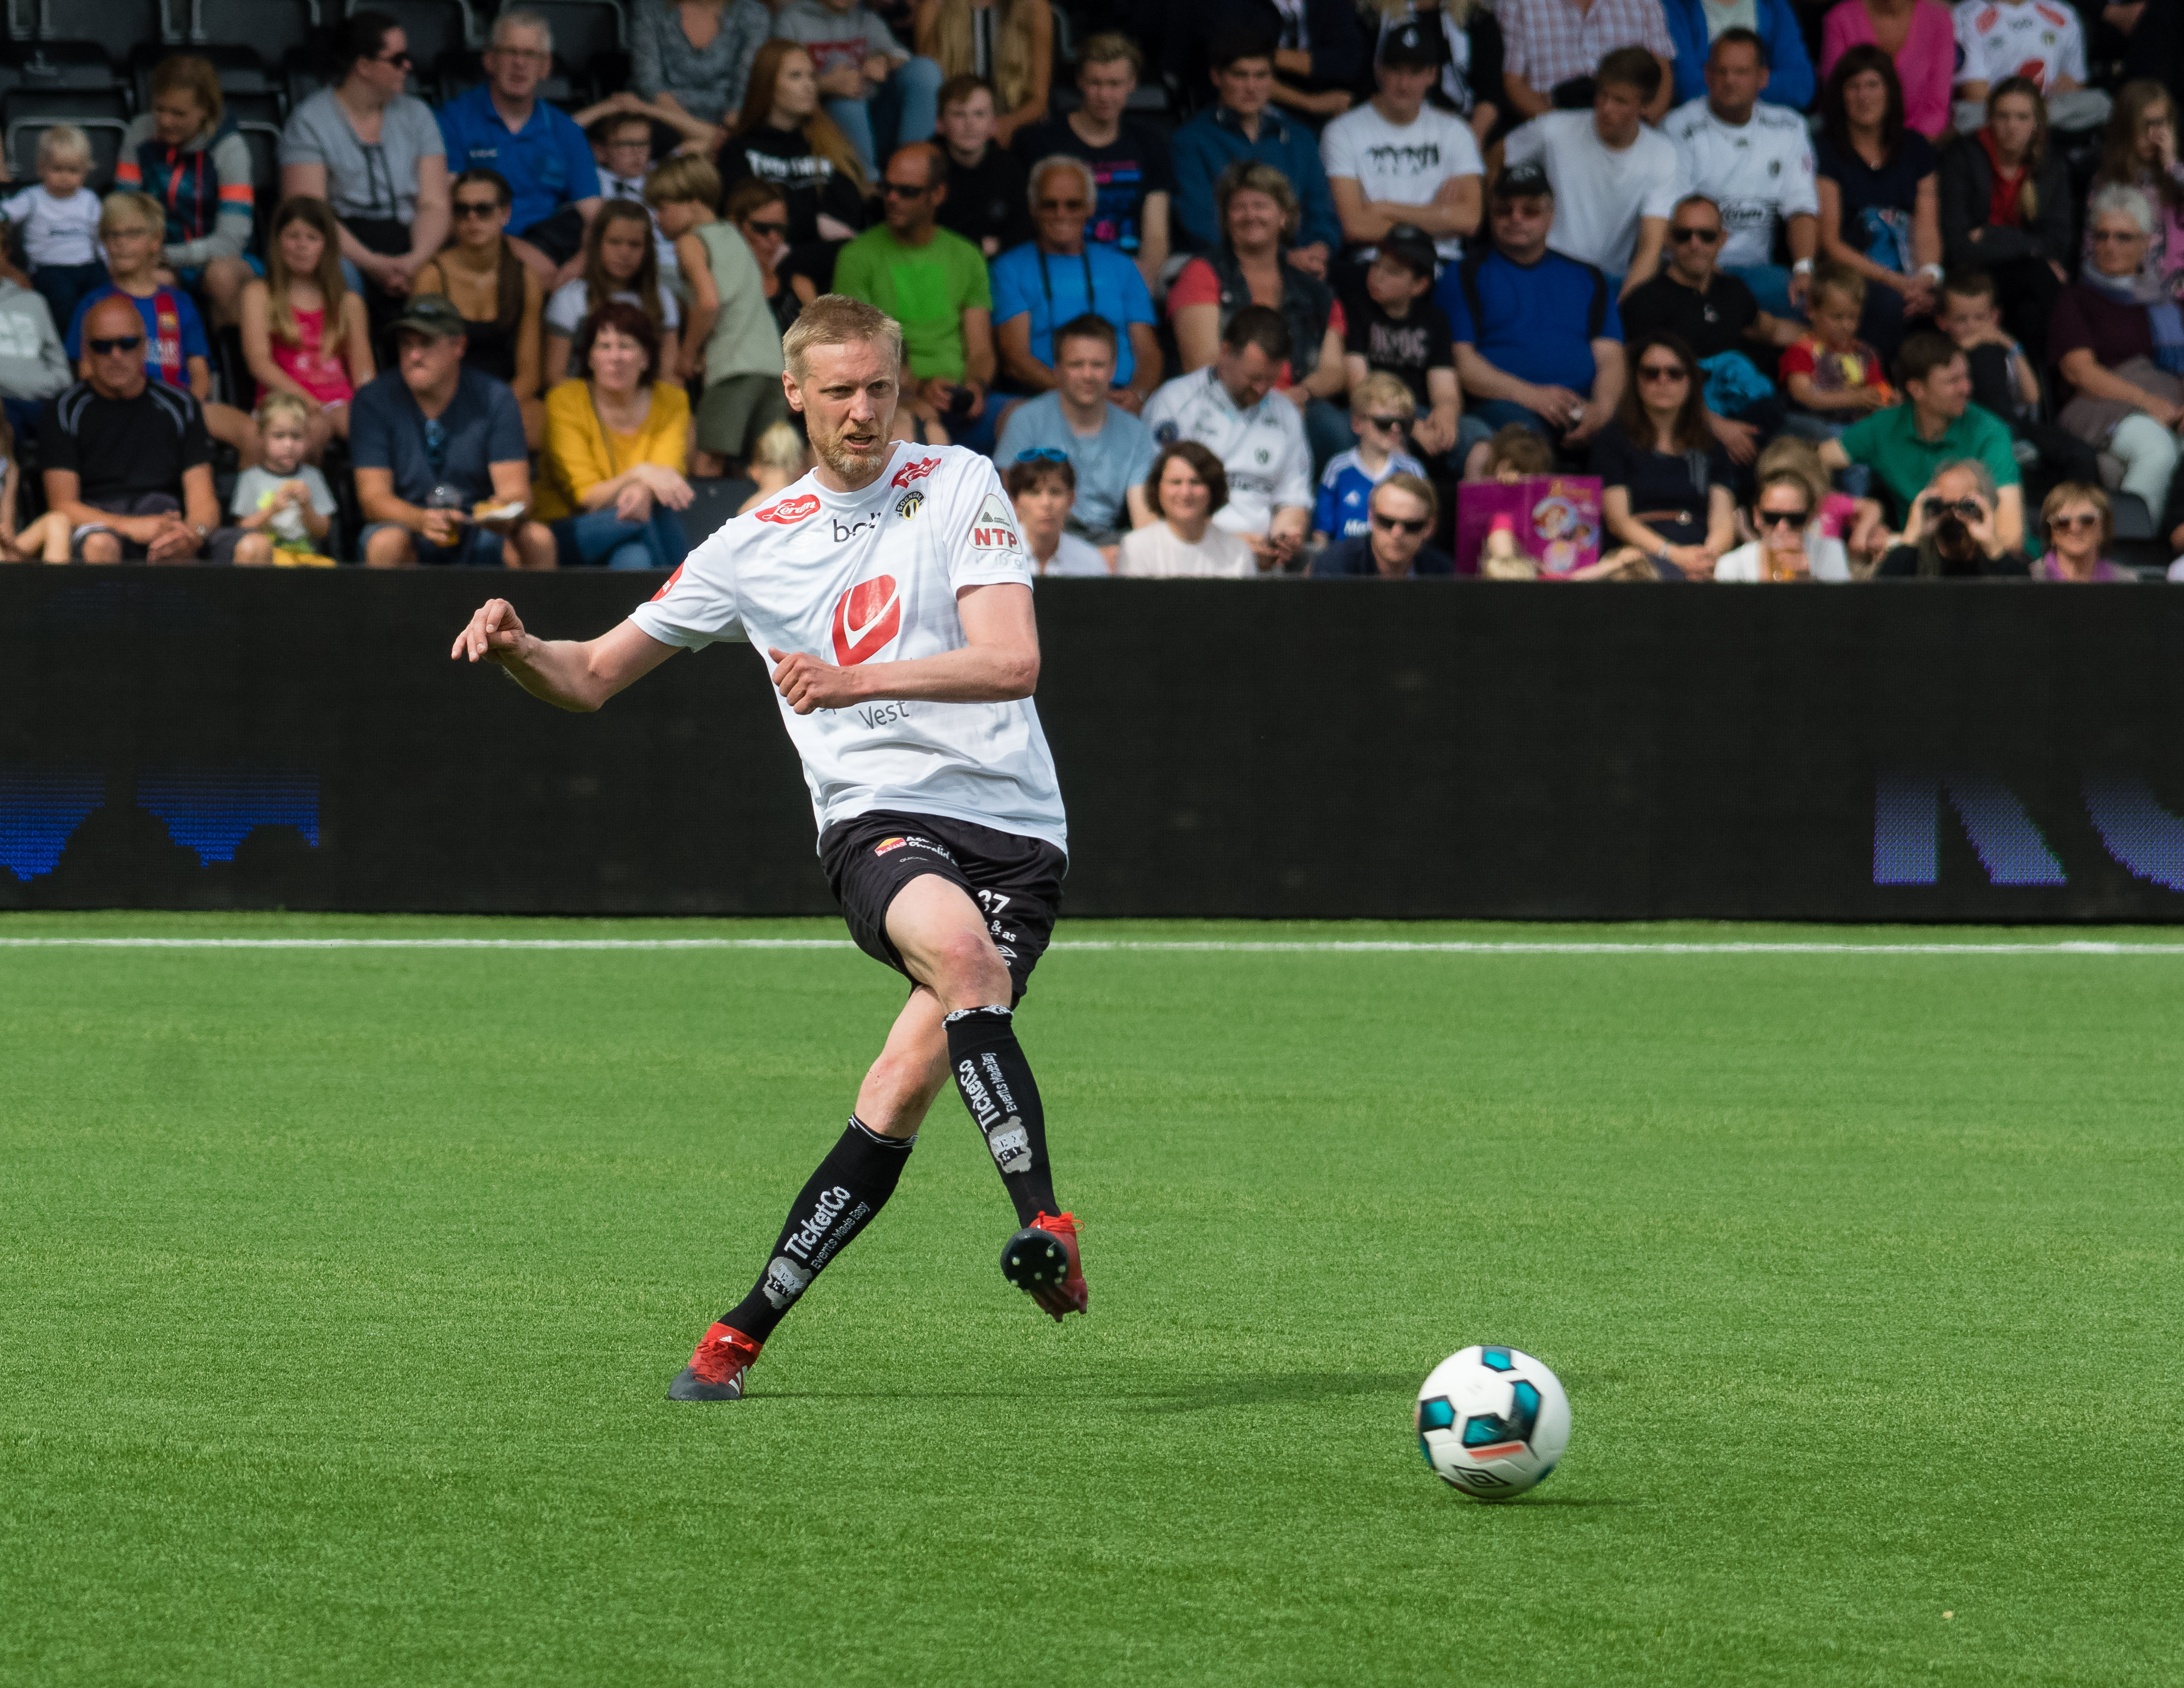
[{"xmin": 812, "ymin": 426, "xmax": 890, "ymax": 485}]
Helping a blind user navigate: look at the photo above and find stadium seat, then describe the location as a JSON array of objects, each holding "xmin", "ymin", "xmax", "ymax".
[
  {"xmin": 38, "ymin": 0, "xmax": 173, "ymax": 75},
  {"xmin": 3, "ymin": 41, "xmax": 131, "ymax": 99},
  {"xmin": 350, "ymin": 0, "xmax": 478, "ymax": 95},
  {"xmin": 522, "ymin": 0, "xmax": 624, "ymax": 56},
  {"xmin": 5, "ymin": 86, "xmax": 132, "ymax": 128},
  {"xmin": 6, "ymin": 116, "xmax": 128, "ymax": 188},
  {"xmin": 132, "ymin": 41, "xmax": 283, "ymax": 115},
  {"xmin": 193, "ymin": 0, "xmax": 320, "ymax": 66}
]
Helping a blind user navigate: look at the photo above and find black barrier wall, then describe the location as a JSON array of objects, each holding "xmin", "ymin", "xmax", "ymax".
[{"xmin": 3, "ymin": 569, "xmax": 2184, "ymax": 920}]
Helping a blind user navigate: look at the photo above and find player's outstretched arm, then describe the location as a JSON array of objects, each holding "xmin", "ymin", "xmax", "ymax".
[
  {"xmin": 767, "ymin": 583, "xmax": 1038, "ymax": 716},
  {"xmin": 450, "ymin": 598, "xmax": 679, "ymax": 712}
]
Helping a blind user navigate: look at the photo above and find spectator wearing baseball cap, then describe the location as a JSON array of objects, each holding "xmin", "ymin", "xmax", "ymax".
[
  {"xmin": 1442, "ymin": 159, "xmax": 1626, "ymax": 473},
  {"xmin": 350, "ymin": 294, "xmax": 555, "ymax": 568},
  {"xmin": 1341, "ymin": 227, "xmax": 1460, "ymax": 462},
  {"xmin": 1368, "ymin": 1, "xmax": 1506, "ymax": 146},
  {"xmin": 1321, "ymin": 22, "xmax": 1484, "ymax": 271}
]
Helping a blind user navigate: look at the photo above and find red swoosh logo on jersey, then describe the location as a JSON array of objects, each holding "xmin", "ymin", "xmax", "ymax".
[
  {"xmin": 831, "ymin": 575, "xmax": 901, "ymax": 665},
  {"xmin": 891, "ymin": 455, "xmax": 941, "ymax": 489},
  {"xmin": 757, "ymin": 494, "xmax": 820, "ymax": 524},
  {"xmin": 650, "ymin": 562, "xmax": 685, "ymax": 601}
]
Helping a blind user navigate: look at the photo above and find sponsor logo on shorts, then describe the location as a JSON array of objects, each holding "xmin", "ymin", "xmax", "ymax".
[
  {"xmin": 756, "ymin": 494, "xmax": 820, "ymax": 525},
  {"xmin": 830, "ymin": 574, "xmax": 901, "ymax": 665},
  {"xmin": 876, "ymin": 832, "xmax": 951, "ymax": 859},
  {"xmin": 875, "ymin": 837, "xmax": 906, "ymax": 855},
  {"xmin": 895, "ymin": 490, "xmax": 924, "ymax": 520},
  {"xmin": 891, "ymin": 454, "xmax": 942, "ymax": 489}
]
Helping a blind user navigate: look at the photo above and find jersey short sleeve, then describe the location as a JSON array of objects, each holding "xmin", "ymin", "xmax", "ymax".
[
  {"xmin": 629, "ymin": 534, "xmax": 746, "ymax": 649},
  {"xmin": 939, "ymin": 450, "xmax": 1037, "ymax": 590}
]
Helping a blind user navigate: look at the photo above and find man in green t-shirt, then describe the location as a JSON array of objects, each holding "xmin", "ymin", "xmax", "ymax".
[
  {"xmin": 1821, "ymin": 331, "xmax": 2024, "ymax": 552},
  {"xmin": 831, "ymin": 142, "xmax": 997, "ymax": 449}
]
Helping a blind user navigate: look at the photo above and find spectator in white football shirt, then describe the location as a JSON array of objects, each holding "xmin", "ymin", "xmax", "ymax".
[
  {"xmin": 1117, "ymin": 440, "xmax": 1260, "ymax": 576},
  {"xmin": 1140, "ymin": 305, "xmax": 1314, "ymax": 569},
  {"xmin": 1664, "ymin": 30, "xmax": 1820, "ymax": 318},
  {"xmin": 1951, "ymin": 0, "xmax": 2109, "ymax": 136},
  {"xmin": 1321, "ymin": 21, "xmax": 1485, "ymax": 268},
  {"xmin": 1502, "ymin": 47, "xmax": 1683, "ymax": 294}
]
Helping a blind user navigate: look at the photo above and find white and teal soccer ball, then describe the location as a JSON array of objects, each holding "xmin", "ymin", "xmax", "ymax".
[{"xmin": 1415, "ymin": 1345, "xmax": 1570, "ymax": 1500}]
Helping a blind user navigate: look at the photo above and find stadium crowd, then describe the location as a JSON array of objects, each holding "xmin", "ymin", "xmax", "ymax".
[{"xmin": 1, "ymin": 0, "xmax": 2182, "ymax": 579}]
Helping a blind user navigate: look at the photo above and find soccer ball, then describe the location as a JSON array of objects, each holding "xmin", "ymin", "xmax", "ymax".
[{"xmin": 1415, "ymin": 1345, "xmax": 1571, "ymax": 1500}]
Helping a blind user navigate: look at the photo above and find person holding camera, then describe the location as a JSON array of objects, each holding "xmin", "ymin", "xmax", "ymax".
[{"xmin": 1873, "ymin": 458, "xmax": 2028, "ymax": 576}]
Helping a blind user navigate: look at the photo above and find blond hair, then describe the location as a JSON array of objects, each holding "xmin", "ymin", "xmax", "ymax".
[
  {"xmin": 782, "ymin": 294, "xmax": 905, "ymax": 381},
  {"xmin": 255, "ymin": 390, "xmax": 313, "ymax": 431},
  {"xmin": 1076, "ymin": 31, "xmax": 1142, "ymax": 74},
  {"xmin": 150, "ymin": 54, "xmax": 225, "ymax": 133},
  {"xmin": 751, "ymin": 420, "xmax": 806, "ymax": 475},
  {"xmin": 98, "ymin": 189, "xmax": 164, "ymax": 239},
  {"xmin": 1376, "ymin": 469, "xmax": 1439, "ymax": 526},
  {"xmin": 927, "ymin": 0, "xmax": 1042, "ymax": 112},
  {"xmin": 1753, "ymin": 435, "xmax": 1830, "ymax": 509},
  {"xmin": 36, "ymin": 124, "xmax": 91, "ymax": 170},
  {"xmin": 1350, "ymin": 371, "xmax": 1413, "ymax": 418},
  {"xmin": 644, "ymin": 154, "xmax": 721, "ymax": 208},
  {"xmin": 1214, "ymin": 159, "xmax": 1300, "ymax": 243}
]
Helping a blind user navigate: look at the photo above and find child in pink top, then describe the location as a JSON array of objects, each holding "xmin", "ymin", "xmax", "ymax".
[
  {"xmin": 1820, "ymin": 0, "xmax": 1956, "ymax": 138},
  {"xmin": 238, "ymin": 196, "xmax": 375, "ymax": 459}
]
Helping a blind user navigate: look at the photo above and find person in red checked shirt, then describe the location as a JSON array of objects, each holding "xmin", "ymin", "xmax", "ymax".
[{"xmin": 451, "ymin": 293, "xmax": 1085, "ymax": 1403}]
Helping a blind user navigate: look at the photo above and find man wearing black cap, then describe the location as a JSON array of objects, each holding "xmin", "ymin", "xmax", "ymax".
[
  {"xmin": 351, "ymin": 294, "xmax": 556, "ymax": 568},
  {"xmin": 1342, "ymin": 227, "xmax": 1459, "ymax": 460},
  {"xmin": 1320, "ymin": 21, "xmax": 1483, "ymax": 270},
  {"xmin": 1439, "ymin": 159, "xmax": 1625, "ymax": 473}
]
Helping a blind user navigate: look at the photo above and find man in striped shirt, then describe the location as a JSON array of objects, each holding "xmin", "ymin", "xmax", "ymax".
[{"xmin": 1500, "ymin": 0, "xmax": 1677, "ymax": 122}]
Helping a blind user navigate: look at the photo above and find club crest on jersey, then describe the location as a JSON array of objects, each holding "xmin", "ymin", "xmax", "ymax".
[
  {"xmin": 967, "ymin": 491, "xmax": 1021, "ymax": 555},
  {"xmin": 895, "ymin": 489, "xmax": 924, "ymax": 519},
  {"xmin": 891, "ymin": 454, "xmax": 942, "ymax": 489},
  {"xmin": 831, "ymin": 574, "xmax": 901, "ymax": 665},
  {"xmin": 757, "ymin": 493, "xmax": 820, "ymax": 525}
]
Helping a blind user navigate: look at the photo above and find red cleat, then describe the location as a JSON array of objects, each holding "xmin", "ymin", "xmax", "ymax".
[
  {"xmin": 1001, "ymin": 1211, "xmax": 1088, "ymax": 1321},
  {"xmin": 668, "ymin": 1322, "xmax": 762, "ymax": 1400}
]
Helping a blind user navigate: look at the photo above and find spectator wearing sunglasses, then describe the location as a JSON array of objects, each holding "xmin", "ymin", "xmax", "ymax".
[
  {"xmin": 832, "ymin": 141, "xmax": 996, "ymax": 449},
  {"xmin": 1872, "ymin": 457, "xmax": 2027, "ymax": 576},
  {"xmin": 350, "ymin": 295, "xmax": 555, "ymax": 569},
  {"xmin": 2031, "ymin": 482, "xmax": 2132, "ymax": 581},
  {"xmin": 1592, "ymin": 330, "xmax": 1736, "ymax": 579},
  {"xmin": 991, "ymin": 157, "xmax": 1159, "ymax": 410},
  {"xmin": 993, "ymin": 315, "xmax": 1156, "ymax": 548},
  {"xmin": 1310, "ymin": 474, "xmax": 1454, "ymax": 576},
  {"xmin": 41, "ymin": 293, "xmax": 264, "ymax": 563},
  {"xmin": 1713, "ymin": 467, "xmax": 1855, "ymax": 580},
  {"xmin": 278, "ymin": 10, "xmax": 451, "ymax": 315},
  {"xmin": 1312, "ymin": 373, "xmax": 1427, "ymax": 546}
]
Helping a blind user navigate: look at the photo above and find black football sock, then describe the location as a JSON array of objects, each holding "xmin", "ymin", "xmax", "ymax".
[
  {"xmin": 721, "ymin": 1115, "xmax": 914, "ymax": 1342},
  {"xmin": 945, "ymin": 1005, "xmax": 1060, "ymax": 1227}
]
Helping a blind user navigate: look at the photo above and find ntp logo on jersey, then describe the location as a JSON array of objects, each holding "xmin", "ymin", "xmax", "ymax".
[
  {"xmin": 968, "ymin": 492, "xmax": 1021, "ymax": 556},
  {"xmin": 831, "ymin": 575, "xmax": 901, "ymax": 665}
]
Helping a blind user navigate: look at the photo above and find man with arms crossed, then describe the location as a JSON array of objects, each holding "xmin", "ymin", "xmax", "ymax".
[{"xmin": 451, "ymin": 294, "xmax": 1085, "ymax": 1403}]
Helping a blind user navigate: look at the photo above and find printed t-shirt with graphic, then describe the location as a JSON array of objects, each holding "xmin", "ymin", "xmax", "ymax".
[
  {"xmin": 1780, "ymin": 335, "xmax": 1894, "ymax": 405},
  {"xmin": 1314, "ymin": 445, "xmax": 1428, "ymax": 539},
  {"xmin": 830, "ymin": 224, "xmax": 991, "ymax": 381},
  {"xmin": 231, "ymin": 463, "xmax": 338, "ymax": 558},
  {"xmin": 1952, "ymin": 0, "xmax": 2086, "ymax": 91},
  {"xmin": 1342, "ymin": 292, "xmax": 1455, "ymax": 408},
  {"xmin": 1812, "ymin": 130, "xmax": 1939, "ymax": 275},
  {"xmin": 1661, "ymin": 96, "xmax": 1820, "ymax": 272},
  {"xmin": 630, "ymin": 441, "xmax": 1065, "ymax": 849},
  {"xmin": 1009, "ymin": 117, "xmax": 1173, "ymax": 255},
  {"xmin": 67, "ymin": 285, "xmax": 209, "ymax": 388},
  {"xmin": 1318, "ymin": 102, "xmax": 1484, "ymax": 262},
  {"xmin": 1140, "ymin": 365, "xmax": 1314, "ymax": 538}
]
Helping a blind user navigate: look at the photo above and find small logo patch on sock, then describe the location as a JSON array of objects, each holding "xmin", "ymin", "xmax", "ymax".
[
  {"xmin": 988, "ymin": 1117, "xmax": 1033, "ymax": 1174},
  {"xmin": 761, "ymin": 1254, "xmax": 812, "ymax": 1309}
]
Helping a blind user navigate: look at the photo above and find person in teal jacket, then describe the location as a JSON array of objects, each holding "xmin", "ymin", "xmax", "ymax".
[
  {"xmin": 1170, "ymin": 29, "xmax": 1342, "ymax": 267},
  {"xmin": 1658, "ymin": 0, "xmax": 1815, "ymax": 111}
]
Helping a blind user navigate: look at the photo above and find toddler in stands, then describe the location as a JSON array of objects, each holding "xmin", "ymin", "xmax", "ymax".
[
  {"xmin": 1781, "ymin": 264, "xmax": 1894, "ymax": 430},
  {"xmin": 736, "ymin": 421, "xmax": 810, "ymax": 513},
  {"xmin": 1, "ymin": 126, "xmax": 107, "ymax": 336},
  {"xmin": 1313, "ymin": 372, "xmax": 1428, "ymax": 546},
  {"xmin": 229, "ymin": 393, "xmax": 336, "ymax": 566}
]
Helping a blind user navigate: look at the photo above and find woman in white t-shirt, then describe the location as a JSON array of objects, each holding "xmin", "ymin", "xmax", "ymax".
[
  {"xmin": 1006, "ymin": 452, "xmax": 1112, "ymax": 575},
  {"xmin": 1713, "ymin": 466, "xmax": 1854, "ymax": 580},
  {"xmin": 543, "ymin": 201, "xmax": 684, "ymax": 385},
  {"xmin": 1117, "ymin": 441, "xmax": 1260, "ymax": 577}
]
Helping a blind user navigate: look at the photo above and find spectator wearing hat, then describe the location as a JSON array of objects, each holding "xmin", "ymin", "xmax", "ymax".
[
  {"xmin": 1320, "ymin": 22, "xmax": 1484, "ymax": 271},
  {"xmin": 1443, "ymin": 159, "xmax": 1625, "ymax": 472},
  {"xmin": 1662, "ymin": 29, "xmax": 1820, "ymax": 319},
  {"xmin": 1171, "ymin": 29, "xmax": 1343, "ymax": 274},
  {"xmin": 1309, "ymin": 471, "xmax": 1456, "ymax": 575},
  {"xmin": 1499, "ymin": 0, "xmax": 1677, "ymax": 122},
  {"xmin": 995, "ymin": 314, "xmax": 1158, "ymax": 548},
  {"xmin": 1341, "ymin": 227, "xmax": 1459, "ymax": 460},
  {"xmin": 1502, "ymin": 46, "xmax": 1683, "ymax": 294},
  {"xmin": 351, "ymin": 294, "xmax": 555, "ymax": 567}
]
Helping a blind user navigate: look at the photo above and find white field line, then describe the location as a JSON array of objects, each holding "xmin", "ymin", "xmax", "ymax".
[{"xmin": 0, "ymin": 937, "xmax": 2183, "ymax": 955}]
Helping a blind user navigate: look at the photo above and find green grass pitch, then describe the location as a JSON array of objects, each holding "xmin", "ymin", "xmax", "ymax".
[{"xmin": 3, "ymin": 913, "xmax": 2181, "ymax": 1686}]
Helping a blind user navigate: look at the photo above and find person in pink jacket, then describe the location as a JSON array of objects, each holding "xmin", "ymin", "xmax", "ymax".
[{"xmin": 1819, "ymin": 0, "xmax": 1954, "ymax": 138}]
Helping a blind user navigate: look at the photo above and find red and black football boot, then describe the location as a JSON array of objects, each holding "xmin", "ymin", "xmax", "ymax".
[
  {"xmin": 668, "ymin": 1322, "xmax": 762, "ymax": 1401},
  {"xmin": 1000, "ymin": 1211, "xmax": 1087, "ymax": 1321}
]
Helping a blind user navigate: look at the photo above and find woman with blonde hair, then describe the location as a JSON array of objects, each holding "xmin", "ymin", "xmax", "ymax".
[
  {"xmin": 239, "ymin": 196, "xmax": 376, "ymax": 457},
  {"xmin": 716, "ymin": 40, "xmax": 872, "ymax": 259},
  {"xmin": 914, "ymin": 0, "xmax": 1051, "ymax": 149},
  {"xmin": 411, "ymin": 168, "xmax": 545, "ymax": 445}
]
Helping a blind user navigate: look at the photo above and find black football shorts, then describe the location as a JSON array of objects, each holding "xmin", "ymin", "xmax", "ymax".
[{"xmin": 818, "ymin": 809, "xmax": 1066, "ymax": 1003}]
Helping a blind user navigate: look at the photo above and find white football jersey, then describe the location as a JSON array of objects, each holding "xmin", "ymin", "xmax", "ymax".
[
  {"xmin": 1140, "ymin": 367, "xmax": 1314, "ymax": 539},
  {"xmin": 630, "ymin": 442, "xmax": 1067, "ymax": 852},
  {"xmin": 1663, "ymin": 98, "xmax": 1820, "ymax": 273},
  {"xmin": 1953, "ymin": 0, "xmax": 2086, "ymax": 91}
]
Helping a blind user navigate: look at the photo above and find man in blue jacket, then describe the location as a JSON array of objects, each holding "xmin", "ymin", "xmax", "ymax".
[
  {"xmin": 1170, "ymin": 29, "xmax": 1343, "ymax": 276},
  {"xmin": 1657, "ymin": 0, "xmax": 1813, "ymax": 110}
]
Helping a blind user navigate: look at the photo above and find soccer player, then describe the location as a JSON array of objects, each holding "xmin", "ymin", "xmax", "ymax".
[{"xmin": 449, "ymin": 293, "xmax": 1084, "ymax": 1402}]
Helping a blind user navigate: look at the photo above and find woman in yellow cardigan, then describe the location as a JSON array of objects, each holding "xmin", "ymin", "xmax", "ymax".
[{"xmin": 536, "ymin": 300, "xmax": 699, "ymax": 570}]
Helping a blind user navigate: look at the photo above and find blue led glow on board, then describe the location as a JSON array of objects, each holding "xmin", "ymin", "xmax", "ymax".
[
  {"xmin": 0, "ymin": 770, "xmax": 104, "ymax": 880},
  {"xmin": 1873, "ymin": 773, "xmax": 2067, "ymax": 887},
  {"xmin": 136, "ymin": 772, "xmax": 320, "ymax": 866},
  {"xmin": 2082, "ymin": 772, "xmax": 2184, "ymax": 892}
]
